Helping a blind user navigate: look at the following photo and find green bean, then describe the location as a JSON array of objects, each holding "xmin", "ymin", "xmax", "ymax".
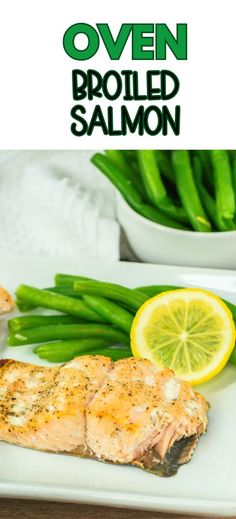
[
  {"xmin": 91, "ymin": 153, "xmax": 142, "ymax": 206},
  {"xmin": 15, "ymin": 285, "xmax": 108, "ymax": 323},
  {"xmin": 94, "ymin": 348, "xmax": 131, "ymax": 361},
  {"xmin": 137, "ymin": 149, "xmax": 166, "ymax": 205},
  {"xmin": 194, "ymin": 151, "xmax": 211, "ymax": 175},
  {"xmin": 74, "ymin": 279, "xmax": 148, "ymax": 310},
  {"xmin": 210, "ymin": 150, "xmax": 235, "ymax": 224},
  {"xmin": 105, "ymin": 348, "xmax": 132, "ymax": 360},
  {"xmin": 56, "ymin": 276, "xmax": 136, "ymax": 313},
  {"xmin": 35, "ymin": 344, "xmax": 132, "ymax": 362},
  {"xmin": 232, "ymin": 157, "xmax": 236, "ymax": 207},
  {"xmin": 227, "ymin": 150, "xmax": 236, "ymax": 166},
  {"xmin": 91, "ymin": 152, "xmax": 187, "ymax": 230},
  {"xmin": 105, "ymin": 150, "xmax": 128, "ymax": 171},
  {"xmin": 172, "ymin": 151, "xmax": 211, "ymax": 232},
  {"xmin": 55, "ymin": 274, "xmax": 92, "ymax": 288},
  {"xmin": 46, "ymin": 286, "xmax": 82, "ymax": 298},
  {"xmin": 132, "ymin": 202, "xmax": 188, "ymax": 230},
  {"xmin": 202, "ymin": 151, "xmax": 215, "ymax": 193},
  {"xmin": 122, "ymin": 150, "xmax": 136, "ymax": 160},
  {"xmin": 59, "ymin": 276, "xmax": 149, "ymax": 310},
  {"xmin": 192, "ymin": 150, "xmax": 214, "ymax": 194},
  {"xmin": 105, "ymin": 150, "xmax": 145, "ymax": 198},
  {"xmin": 158, "ymin": 203, "xmax": 188, "ymax": 225},
  {"xmin": 16, "ymin": 299, "xmax": 35, "ymax": 313},
  {"xmin": 137, "ymin": 150, "xmax": 188, "ymax": 224},
  {"xmin": 193, "ymin": 156, "xmax": 219, "ymax": 229},
  {"xmin": 155, "ymin": 151, "xmax": 174, "ymax": 182},
  {"xmin": 35, "ymin": 338, "xmax": 119, "ymax": 362},
  {"xmin": 137, "ymin": 285, "xmax": 182, "ymax": 297},
  {"xmin": 195, "ymin": 185, "xmax": 220, "ymax": 230},
  {"xmin": 16, "ymin": 286, "xmax": 83, "ymax": 313},
  {"xmin": 193, "ymin": 156, "xmax": 236, "ymax": 232},
  {"xmin": 55, "ymin": 275, "xmax": 136, "ymax": 314},
  {"xmin": 229, "ymin": 346, "xmax": 236, "ymax": 366},
  {"xmin": 83, "ymin": 295, "xmax": 133, "ymax": 333},
  {"xmin": 8, "ymin": 323, "xmax": 130, "ymax": 347},
  {"xmin": 8, "ymin": 315, "xmax": 83, "ymax": 333},
  {"xmin": 222, "ymin": 300, "xmax": 236, "ymax": 322},
  {"xmin": 123, "ymin": 153, "xmax": 142, "ymax": 179},
  {"xmin": 122, "ymin": 152, "xmax": 150, "ymax": 203}
]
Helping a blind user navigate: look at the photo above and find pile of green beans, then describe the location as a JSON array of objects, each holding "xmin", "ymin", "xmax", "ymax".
[
  {"xmin": 6, "ymin": 273, "xmax": 236, "ymax": 367},
  {"xmin": 91, "ymin": 150, "xmax": 236, "ymax": 232}
]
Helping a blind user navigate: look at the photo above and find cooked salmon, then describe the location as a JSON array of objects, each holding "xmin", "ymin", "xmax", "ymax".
[
  {"xmin": 0, "ymin": 288, "xmax": 14, "ymax": 314},
  {"xmin": 0, "ymin": 355, "xmax": 209, "ymax": 476}
]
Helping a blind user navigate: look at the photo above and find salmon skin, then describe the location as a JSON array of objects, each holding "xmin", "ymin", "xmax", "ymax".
[{"xmin": 0, "ymin": 356, "xmax": 209, "ymax": 477}]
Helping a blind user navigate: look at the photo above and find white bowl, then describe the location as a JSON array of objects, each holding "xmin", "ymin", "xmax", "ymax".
[{"xmin": 116, "ymin": 193, "xmax": 236, "ymax": 269}]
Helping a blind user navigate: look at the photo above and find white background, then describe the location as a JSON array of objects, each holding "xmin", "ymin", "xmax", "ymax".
[{"xmin": 0, "ymin": 0, "xmax": 235, "ymax": 149}]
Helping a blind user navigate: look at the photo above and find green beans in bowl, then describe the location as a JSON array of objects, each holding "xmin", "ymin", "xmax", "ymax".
[{"xmin": 92, "ymin": 150, "xmax": 236, "ymax": 268}]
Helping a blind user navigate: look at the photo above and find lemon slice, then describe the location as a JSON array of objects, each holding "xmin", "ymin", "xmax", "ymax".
[{"xmin": 131, "ymin": 288, "xmax": 235, "ymax": 385}]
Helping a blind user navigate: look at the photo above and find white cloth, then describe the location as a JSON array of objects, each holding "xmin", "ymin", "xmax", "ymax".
[{"xmin": 0, "ymin": 158, "xmax": 120, "ymax": 261}]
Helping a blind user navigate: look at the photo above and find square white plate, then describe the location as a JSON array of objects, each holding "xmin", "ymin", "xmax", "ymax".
[{"xmin": 0, "ymin": 256, "xmax": 236, "ymax": 516}]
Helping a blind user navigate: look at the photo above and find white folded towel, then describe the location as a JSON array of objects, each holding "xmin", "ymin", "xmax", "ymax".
[{"xmin": 0, "ymin": 163, "xmax": 120, "ymax": 261}]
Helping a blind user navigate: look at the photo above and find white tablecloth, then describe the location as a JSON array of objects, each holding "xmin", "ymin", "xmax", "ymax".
[{"xmin": 0, "ymin": 151, "xmax": 120, "ymax": 261}]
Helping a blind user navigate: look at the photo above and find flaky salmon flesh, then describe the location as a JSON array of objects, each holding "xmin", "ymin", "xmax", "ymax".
[{"xmin": 0, "ymin": 356, "xmax": 209, "ymax": 476}]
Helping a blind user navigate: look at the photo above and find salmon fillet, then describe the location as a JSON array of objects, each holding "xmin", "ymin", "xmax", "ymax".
[
  {"xmin": 0, "ymin": 356, "xmax": 209, "ymax": 476},
  {"xmin": 0, "ymin": 287, "xmax": 14, "ymax": 314}
]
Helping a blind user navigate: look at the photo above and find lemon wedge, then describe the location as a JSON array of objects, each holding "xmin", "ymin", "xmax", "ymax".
[{"xmin": 131, "ymin": 288, "xmax": 235, "ymax": 385}]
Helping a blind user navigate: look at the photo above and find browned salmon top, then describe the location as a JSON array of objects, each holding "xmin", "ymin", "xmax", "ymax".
[{"xmin": 0, "ymin": 356, "xmax": 208, "ymax": 476}]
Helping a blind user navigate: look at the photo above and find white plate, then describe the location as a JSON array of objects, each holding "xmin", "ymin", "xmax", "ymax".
[{"xmin": 0, "ymin": 256, "xmax": 236, "ymax": 516}]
